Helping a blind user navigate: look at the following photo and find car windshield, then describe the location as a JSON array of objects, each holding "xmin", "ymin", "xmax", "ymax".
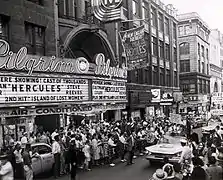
[{"xmin": 158, "ymin": 135, "xmax": 182, "ymax": 144}]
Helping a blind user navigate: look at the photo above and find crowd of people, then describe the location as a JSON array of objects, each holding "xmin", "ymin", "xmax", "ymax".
[{"xmin": 0, "ymin": 115, "xmax": 222, "ymax": 180}]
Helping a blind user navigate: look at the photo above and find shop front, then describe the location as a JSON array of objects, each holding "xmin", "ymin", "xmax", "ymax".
[{"xmin": 0, "ymin": 39, "xmax": 127, "ymax": 144}]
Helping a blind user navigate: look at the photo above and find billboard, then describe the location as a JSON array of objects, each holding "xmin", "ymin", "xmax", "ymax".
[
  {"xmin": 119, "ymin": 25, "xmax": 149, "ymax": 70},
  {"xmin": 151, "ymin": 89, "xmax": 160, "ymax": 103}
]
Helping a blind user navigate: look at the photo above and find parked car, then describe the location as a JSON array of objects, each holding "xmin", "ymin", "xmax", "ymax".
[
  {"xmin": 31, "ymin": 143, "xmax": 54, "ymax": 176},
  {"xmin": 145, "ymin": 135, "xmax": 183, "ymax": 164}
]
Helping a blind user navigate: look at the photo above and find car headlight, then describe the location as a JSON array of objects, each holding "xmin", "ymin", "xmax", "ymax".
[
  {"xmin": 176, "ymin": 152, "xmax": 181, "ymax": 157},
  {"xmin": 147, "ymin": 151, "xmax": 152, "ymax": 155}
]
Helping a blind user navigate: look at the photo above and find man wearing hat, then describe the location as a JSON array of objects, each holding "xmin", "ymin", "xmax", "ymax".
[
  {"xmin": 0, "ymin": 154, "xmax": 14, "ymax": 180},
  {"xmin": 150, "ymin": 169, "xmax": 167, "ymax": 180},
  {"xmin": 178, "ymin": 138, "xmax": 192, "ymax": 165}
]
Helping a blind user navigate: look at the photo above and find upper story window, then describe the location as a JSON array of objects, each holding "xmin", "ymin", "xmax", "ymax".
[
  {"xmin": 173, "ymin": 23, "xmax": 177, "ymax": 39},
  {"xmin": 201, "ymin": 45, "xmax": 205, "ymax": 57},
  {"xmin": 58, "ymin": 0, "xmax": 78, "ymax": 19},
  {"xmin": 179, "ymin": 42, "xmax": 190, "ymax": 55},
  {"xmin": 158, "ymin": 12, "xmax": 164, "ymax": 32},
  {"xmin": 151, "ymin": 6, "xmax": 157, "ymax": 28},
  {"xmin": 132, "ymin": 0, "xmax": 139, "ymax": 17},
  {"xmin": 164, "ymin": 17, "xmax": 169, "ymax": 35},
  {"xmin": 198, "ymin": 43, "xmax": 200, "ymax": 56},
  {"xmin": 142, "ymin": 2, "xmax": 148, "ymax": 19},
  {"xmin": 206, "ymin": 48, "xmax": 209, "ymax": 60},
  {"xmin": 184, "ymin": 25, "xmax": 191, "ymax": 35},
  {"xmin": 165, "ymin": 44, "xmax": 170, "ymax": 61},
  {"xmin": 0, "ymin": 15, "xmax": 9, "ymax": 41},
  {"xmin": 178, "ymin": 26, "xmax": 184, "ymax": 36},
  {"xmin": 180, "ymin": 60, "xmax": 190, "ymax": 72},
  {"xmin": 25, "ymin": 22, "xmax": 45, "ymax": 55},
  {"xmin": 159, "ymin": 40, "xmax": 164, "ymax": 59},
  {"xmin": 152, "ymin": 37, "xmax": 157, "ymax": 56},
  {"xmin": 27, "ymin": 0, "xmax": 43, "ymax": 6}
]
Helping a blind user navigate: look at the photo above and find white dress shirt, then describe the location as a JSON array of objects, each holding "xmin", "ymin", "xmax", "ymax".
[
  {"xmin": 179, "ymin": 146, "xmax": 192, "ymax": 163},
  {"xmin": 52, "ymin": 141, "xmax": 61, "ymax": 154},
  {"xmin": 0, "ymin": 161, "xmax": 14, "ymax": 180}
]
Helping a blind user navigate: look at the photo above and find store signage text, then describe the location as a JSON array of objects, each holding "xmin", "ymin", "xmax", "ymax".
[
  {"xmin": 95, "ymin": 53, "xmax": 127, "ymax": 78},
  {"xmin": 0, "ymin": 39, "xmax": 127, "ymax": 79},
  {"xmin": 0, "ymin": 76, "xmax": 88, "ymax": 103},
  {"xmin": 0, "ymin": 103, "xmax": 126, "ymax": 117},
  {"xmin": 92, "ymin": 79, "xmax": 126, "ymax": 101}
]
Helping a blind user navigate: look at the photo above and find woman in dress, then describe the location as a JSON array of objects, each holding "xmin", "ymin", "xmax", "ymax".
[{"xmin": 91, "ymin": 134, "xmax": 100, "ymax": 166}]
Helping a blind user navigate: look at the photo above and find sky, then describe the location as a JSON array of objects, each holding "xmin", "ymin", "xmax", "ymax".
[{"xmin": 163, "ymin": 0, "xmax": 223, "ymax": 32}]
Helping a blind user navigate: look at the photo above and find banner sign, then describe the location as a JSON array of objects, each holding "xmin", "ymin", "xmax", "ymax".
[
  {"xmin": 92, "ymin": 79, "xmax": 126, "ymax": 101},
  {"xmin": 119, "ymin": 25, "xmax": 148, "ymax": 70},
  {"xmin": 0, "ymin": 39, "xmax": 127, "ymax": 79},
  {"xmin": 151, "ymin": 89, "xmax": 161, "ymax": 103},
  {"xmin": 0, "ymin": 75, "xmax": 89, "ymax": 103},
  {"xmin": 160, "ymin": 92, "xmax": 174, "ymax": 103},
  {"xmin": 170, "ymin": 113, "xmax": 184, "ymax": 125},
  {"xmin": 0, "ymin": 103, "xmax": 126, "ymax": 117},
  {"xmin": 92, "ymin": 0, "xmax": 125, "ymax": 22}
]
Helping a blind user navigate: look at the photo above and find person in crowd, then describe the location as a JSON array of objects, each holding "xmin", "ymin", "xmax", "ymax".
[
  {"xmin": 126, "ymin": 131, "xmax": 135, "ymax": 165},
  {"xmin": 91, "ymin": 134, "xmax": 100, "ymax": 166},
  {"xmin": 83, "ymin": 139, "xmax": 91, "ymax": 171},
  {"xmin": 190, "ymin": 157, "xmax": 209, "ymax": 180},
  {"xmin": 13, "ymin": 142, "xmax": 24, "ymax": 179},
  {"xmin": 178, "ymin": 139, "xmax": 192, "ymax": 165},
  {"xmin": 162, "ymin": 157, "xmax": 175, "ymax": 179},
  {"xmin": 119, "ymin": 132, "xmax": 127, "ymax": 162},
  {"xmin": 108, "ymin": 133, "xmax": 117, "ymax": 167},
  {"xmin": 68, "ymin": 139, "xmax": 77, "ymax": 180},
  {"xmin": 149, "ymin": 169, "xmax": 167, "ymax": 180},
  {"xmin": 206, "ymin": 156, "xmax": 222, "ymax": 180},
  {"xmin": 29, "ymin": 133, "xmax": 36, "ymax": 144},
  {"xmin": 102, "ymin": 134, "xmax": 109, "ymax": 164},
  {"xmin": 59, "ymin": 133, "xmax": 66, "ymax": 175},
  {"xmin": 52, "ymin": 134, "xmax": 61, "ymax": 179},
  {"xmin": 51, "ymin": 129, "xmax": 58, "ymax": 141},
  {"xmin": 0, "ymin": 154, "xmax": 14, "ymax": 180},
  {"xmin": 21, "ymin": 132, "xmax": 28, "ymax": 147},
  {"xmin": 23, "ymin": 143, "xmax": 33, "ymax": 180}
]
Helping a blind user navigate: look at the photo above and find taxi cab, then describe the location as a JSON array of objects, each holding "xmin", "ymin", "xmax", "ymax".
[{"xmin": 31, "ymin": 143, "xmax": 54, "ymax": 175}]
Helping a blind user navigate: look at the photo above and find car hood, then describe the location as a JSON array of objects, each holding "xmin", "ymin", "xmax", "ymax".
[{"xmin": 145, "ymin": 144, "xmax": 183, "ymax": 155}]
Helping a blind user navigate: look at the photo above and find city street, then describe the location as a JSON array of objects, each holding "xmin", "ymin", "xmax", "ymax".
[{"xmin": 37, "ymin": 156, "xmax": 158, "ymax": 180}]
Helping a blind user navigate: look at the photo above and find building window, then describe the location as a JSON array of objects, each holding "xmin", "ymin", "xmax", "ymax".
[
  {"xmin": 180, "ymin": 60, "xmax": 190, "ymax": 72},
  {"xmin": 173, "ymin": 47, "xmax": 177, "ymax": 63},
  {"xmin": 179, "ymin": 42, "xmax": 190, "ymax": 55},
  {"xmin": 198, "ymin": 60, "xmax": 201, "ymax": 72},
  {"xmin": 184, "ymin": 25, "xmax": 191, "ymax": 35},
  {"xmin": 132, "ymin": 0, "xmax": 139, "ymax": 17},
  {"xmin": 142, "ymin": 2, "xmax": 148, "ymax": 19},
  {"xmin": 174, "ymin": 71, "xmax": 177, "ymax": 87},
  {"xmin": 0, "ymin": 15, "xmax": 9, "ymax": 41},
  {"xmin": 151, "ymin": 6, "xmax": 157, "ymax": 27},
  {"xmin": 25, "ymin": 22, "xmax": 45, "ymax": 55},
  {"xmin": 153, "ymin": 66, "xmax": 158, "ymax": 85},
  {"xmin": 198, "ymin": 79, "xmax": 202, "ymax": 93},
  {"xmin": 164, "ymin": 17, "xmax": 169, "ymax": 35},
  {"xmin": 152, "ymin": 37, "xmax": 157, "ymax": 56},
  {"xmin": 166, "ymin": 70, "xmax": 170, "ymax": 87},
  {"xmin": 165, "ymin": 44, "xmax": 170, "ymax": 61},
  {"xmin": 160, "ymin": 68, "xmax": 164, "ymax": 86},
  {"xmin": 206, "ymin": 48, "xmax": 209, "ymax": 60},
  {"xmin": 198, "ymin": 43, "xmax": 200, "ymax": 57},
  {"xmin": 27, "ymin": 0, "xmax": 43, "ymax": 5},
  {"xmin": 201, "ymin": 45, "xmax": 205, "ymax": 57},
  {"xmin": 201, "ymin": 62, "xmax": 205, "ymax": 73},
  {"xmin": 173, "ymin": 23, "xmax": 177, "ymax": 39},
  {"xmin": 220, "ymin": 48, "xmax": 223, "ymax": 56},
  {"xmin": 58, "ymin": 0, "xmax": 78, "ymax": 19},
  {"xmin": 158, "ymin": 12, "xmax": 164, "ymax": 32},
  {"xmin": 159, "ymin": 40, "xmax": 164, "ymax": 59},
  {"xmin": 178, "ymin": 26, "xmax": 184, "ymax": 36},
  {"xmin": 206, "ymin": 64, "xmax": 209, "ymax": 75}
]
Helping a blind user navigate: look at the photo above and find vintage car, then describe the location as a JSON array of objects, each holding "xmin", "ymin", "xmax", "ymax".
[
  {"xmin": 145, "ymin": 135, "xmax": 183, "ymax": 164},
  {"xmin": 31, "ymin": 143, "xmax": 54, "ymax": 176}
]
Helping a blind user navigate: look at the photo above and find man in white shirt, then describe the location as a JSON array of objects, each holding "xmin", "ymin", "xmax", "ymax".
[
  {"xmin": 52, "ymin": 134, "xmax": 61, "ymax": 178},
  {"xmin": 0, "ymin": 154, "xmax": 14, "ymax": 180},
  {"xmin": 119, "ymin": 133, "xmax": 127, "ymax": 162},
  {"xmin": 178, "ymin": 139, "xmax": 192, "ymax": 164},
  {"xmin": 51, "ymin": 129, "xmax": 58, "ymax": 141},
  {"xmin": 21, "ymin": 132, "xmax": 28, "ymax": 147}
]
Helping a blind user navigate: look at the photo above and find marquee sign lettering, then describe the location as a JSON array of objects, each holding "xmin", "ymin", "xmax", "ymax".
[
  {"xmin": 92, "ymin": 0, "xmax": 125, "ymax": 22},
  {"xmin": 0, "ymin": 39, "xmax": 127, "ymax": 79}
]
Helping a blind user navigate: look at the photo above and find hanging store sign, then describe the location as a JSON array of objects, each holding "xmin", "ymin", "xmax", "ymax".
[
  {"xmin": 92, "ymin": 0, "xmax": 125, "ymax": 22},
  {"xmin": 92, "ymin": 79, "xmax": 126, "ymax": 101},
  {"xmin": 0, "ymin": 75, "xmax": 89, "ymax": 103},
  {"xmin": 119, "ymin": 25, "xmax": 149, "ymax": 70},
  {"xmin": 0, "ymin": 103, "xmax": 126, "ymax": 117},
  {"xmin": 0, "ymin": 39, "xmax": 127, "ymax": 79},
  {"xmin": 151, "ymin": 89, "xmax": 161, "ymax": 103},
  {"xmin": 160, "ymin": 92, "xmax": 174, "ymax": 103}
]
